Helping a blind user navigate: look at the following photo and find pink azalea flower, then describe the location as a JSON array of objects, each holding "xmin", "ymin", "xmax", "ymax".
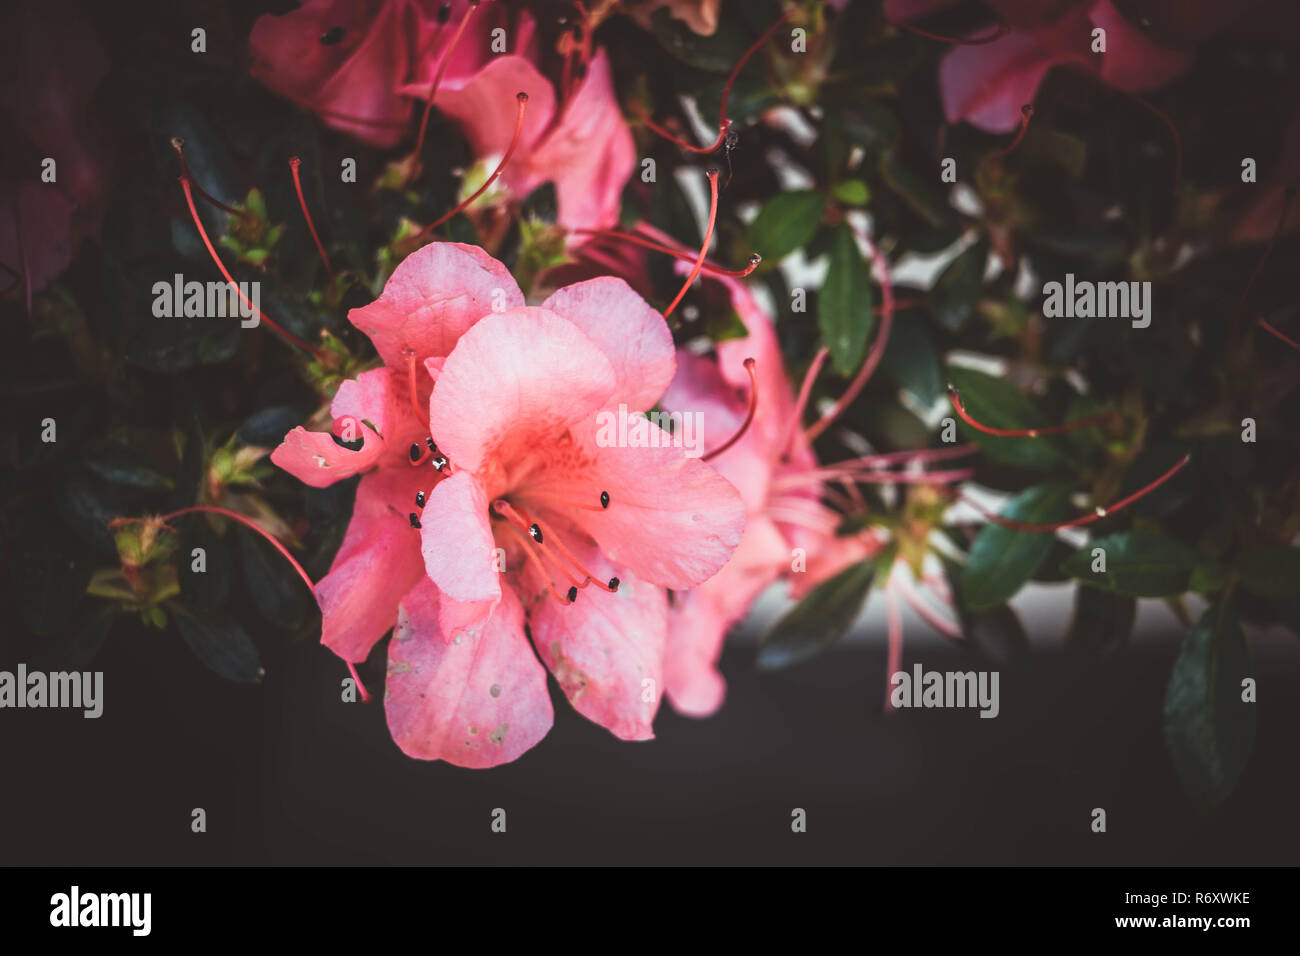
[
  {"xmin": 248, "ymin": 0, "xmax": 491, "ymax": 148},
  {"xmin": 271, "ymin": 242, "xmax": 745, "ymax": 766},
  {"xmin": 0, "ymin": 0, "xmax": 108, "ymax": 300},
  {"xmin": 401, "ymin": 46, "xmax": 636, "ymax": 232},
  {"xmin": 658, "ymin": 274, "xmax": 878, "ymax": 716},
  {"xmin": 890, "ymin": 0, "xmax": 1196, "ymax": 133}
]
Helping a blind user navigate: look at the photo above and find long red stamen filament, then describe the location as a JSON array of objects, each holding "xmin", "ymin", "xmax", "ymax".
[
  {"xmin": 663, "ymin": 168, "xmax": 719, "ymax": 319},
  {"xmin": 1258, "ymin": 318, "xmax": 1300, "ymax": 352},
  {"xmin": 500, "ymin": 522, "xmax": 575, "ymax": 605},
  {"xmin": 171, "ymin": 139, "xmax": 253, "ymax": 222},
  {"xmin": 157, "ymin": 505, "xmax": 372, "ymax": 703},
  {"xmin": 1238, "ymin": 187, "xmax": 1295, "ymax": 335},
  {"xmin": 288, "ymin": 157, "xmax": 334, "ymax": 279},
  {"xmin": 805, "ymin": 229, "xmax": 895, "ymax": 444},
  {"xmin": 892, "ymin": 19, "xmax": 1008, "ymax": 45},
  {"xmin": 572, "ymin": 228, "xmax": 761, "ymax": 277},
  {"xmin": 633, "ymin": 7, "xmax": 789, "ymax": 154},
  {"xmin": 13, "ymin": 195, "xmax": 32, "ymax": 315},
  {"xmin": 962, "ymin": 454, "xmax": 1191, "ymax": 532},
  {"xmin": 412, "ymin": 0, "xmax": 480, "ymax": 162},
  {"xmin": 417, "ymin": 92, "xmax": 528, "ymax": 238},
  {"xmin": 508, "ymin": 503, "xmax": 617, "ymax": 593},
  {"xmin": 893, "ymin": 573, "xmax": 962, "ymax": 641},
  {"xmin": 946, "ymin": 385, "xmax": 1116, "ymax": 438},
  {"xmin": 779, "ymin": 346, "xmax": 830, "ymax": 458},
  {"xmin": 991, "ymin": 105, "xmax": 1033, "ymax": 160},
  {"xmin": 703, "ymin": 358, "xmax": 758, "ymax": 461},
  {"xmin": 178, "ymin": 177, "xmax": 327, "ymax": 361}
]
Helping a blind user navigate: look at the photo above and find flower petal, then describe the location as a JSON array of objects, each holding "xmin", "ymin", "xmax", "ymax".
[
  {"xmin": 428, "ymin": 307, "xmax": 617, "ymax": 474},
  {"xmin": 665, "ymin": 514, "xmax": 788, "ymax": 717},
  {"xmin": 419, "ymin": 469, "xmax": 501, "ymax": 636},
  {"xmin": 541, "ymin": 277, "xmax": 676, "ymax": 411},
  {"xmin": 523, "ymin": 530, "xmax": 666, "ymax": 741},
  {"xmin": 315, "ymin": 466, "xmax": 431, "ymax": 662},
  {"xmin": 348, "ymin": 241, "xmax": 524, "ymax": 368},
  {"xmin": 541, "ymin": 410, "xmax": 746, "ymax": 590},
  {"xmin": 386, "ymin": 579, "xmax": 552, "ymax": 768},
  {"xmin": 526, "ymin": 50, "xmax": 635, "ymax": 231}
]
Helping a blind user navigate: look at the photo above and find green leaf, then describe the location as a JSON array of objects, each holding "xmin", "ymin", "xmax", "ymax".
[
  {"xmin": 173, "ymin": 606, "xmax": 264, "ymax": 684},
  {"xmin": 879, "ymin": 310, "xmax": 943, "ymax": 407},
  {"xmin": 1064, "ymin": 587, "xmax": 1136, "ymax": 658},
  {"xmin": 819, "ymin": 225, "xmax": 874, "ymax": 376},
  {"xmin": 178, "ymin": 519, "xmax": 232, "ymax": 613},
  {"xmin": 944, "ymin": 365, "xmax": 1063, "ymax": 469},
  {"xmin": 930, "ymin": 241, "xmax": 988, "ymax": 332},
  {"xmin": 1061, "ymin": 531, "xmax": 1200, "ymax": 597},
  {"xmin": 747, "ymin": 191, "xmax": 825, "ymax": 264},
  {"xmin": 1238, "ymin": 546, "xmax": 1300, "ymax": 599},
  {"xmin": 961, "ymin": 484, "xmax": 1072, "ymax": 611},
  {"xmin": 831, "ymin": 180, "xmax": 870, "ymax": 206},
  {"xmin": 1163, "ymin": 602, "xmax": 1256, "ymax": 809},
  {"xmin": 238, "ymin": 530, "xmax": 311, "ymax": 630},
  {"xmin": 758, "ymin": 559, "xmax": 876, "ymax": 670},
  {"xmin": 649, "ymin": 7, "xmax": 750, "ymax": 71},
  {"xmin": 83, "ymin": 442, "xmax": 174, "ymax": 491},
  {"xmin": 942, "ymin": 558, "xmax": 1030, "ymax": 663}
]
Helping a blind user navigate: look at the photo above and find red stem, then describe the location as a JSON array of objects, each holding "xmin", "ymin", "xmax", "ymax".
[
  {"xmin": 178, "ymin": 177, "xmax": 327, "ymax": 361},
  {"xmin": 962, "ymin": 454, "xmax": 1191, "ymax": 532},
  {"xmin": 946, "ymin": 385, "xmax": 1116, "ymax": 438},
  {"xmin": 635, "ymin": 7, "xmax": 789, "ymax": 154},
  {"xmin": 159, "ymin": 505, "xmax": 370, "ymax": 701},
  {"xmin": 663, "ymin": 169, "xmax": 719, "ymax": 319},
  {"xmin": 412, "ymin": 0, "xmax": 480, "ymax": 163},
  {"xmin": 416, "ymin": 91, "xmax": 528, "ymax": 238},
  {"xmin": 703, "ymin": 358, "xmax": 758, "ymax": 461},
  {"xmin": 804, "ymin": 228, "xmax": 895, "ymax": 444},
  {"xmin": 288, "ymin": 157, "xmax": 334, "ymax": 279}
]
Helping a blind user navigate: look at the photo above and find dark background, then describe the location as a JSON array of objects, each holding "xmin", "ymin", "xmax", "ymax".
[{"xmin": 2, "ymin": 619, "xmax": 1296, "ymax": 866}]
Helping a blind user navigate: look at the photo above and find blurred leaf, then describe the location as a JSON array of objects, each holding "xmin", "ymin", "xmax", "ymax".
[
  {"xmin": 1061, "ymin": 531, "xmax": 1199, "ymax": 597},
  {"xmin": 1163, "ymin": 602, "xmax": 1256, "ymax": 809},
  {"xmin": 238, "ymin": 529, "xmax": 311, "ymax": 630},
  {"xmin": 943, "ymin": 558, "xmax": 1029, "ymax": 662},
  {"xmin": 178, "ymin": 518, "xmax": 232, "ymax": 613},
  {"xmin": 758, "ymin": 559, "xmax": 876, "ymax": 670},
  {"xmin": 173, "ymin": 606, "xmax": 264, "ymax": 684},
  {"xmin": 748, "ymin": 191, "xmax": 825, "ymax": 263},
  {"xmin": 238, "ymin": 405, "xmax": 307, "ymax": 447},
  {"xmin": 1064, "ymin": 587, "xmax": 1136, "ymax": 658},
  {"xmin": 880, "ymin": 149, "xmax": 951, "ymax": 228},
  {"xmin": 944, "ymin": 365, "xmax": 1063, "ymax": 469},
  {"xmin": 31, "ymin": 607, "xmax": 115, "ymax": 671},
  {"xmin": 879, "ymin": 311, "xmax": 943, "ymax": 407},
  {"xmin": 650, "ymin": 7, "xmax": 749, "ymax": 71},
  {"xmin": 820, "ymin": 225, "xmax": 874, "ymax": 376},
  {"xmin": 83, "ymin": 442, "xmax": 174, "ymax": 491},
  {"xmin": 961, "ymin": 484, "xmax": 1072, "ymax": 611},
  {"xmin": 11, "ymin": 510, "xmax": 93, "ymax": 637},
  {"xmin": 1237, "ymin": 546, "xmax": 1300, "ymax": 600},
  {"xmin": 930, "ymin": 241, "xmax": 988, "ymax": 332}
]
